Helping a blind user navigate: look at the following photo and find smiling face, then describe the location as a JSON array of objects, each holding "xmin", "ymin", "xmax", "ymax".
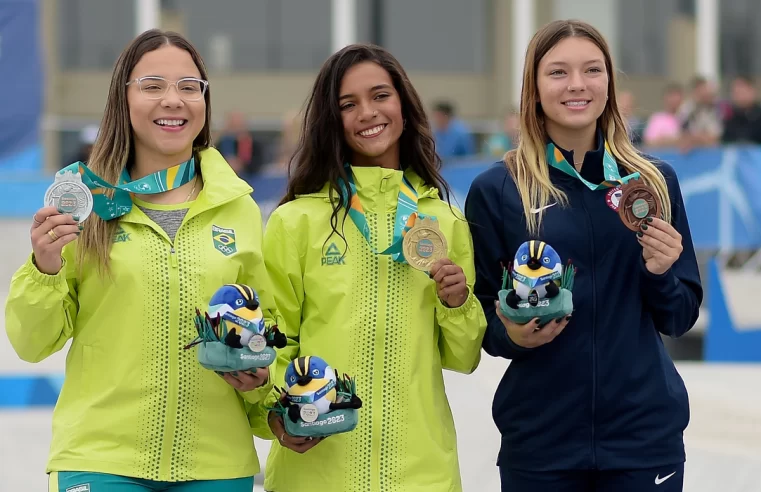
[
  {"xmin": 127, "ymin": 45, "xmax": 207, "ymax": 165},
  {"xmin": 339, "ymin": 61, "xmax": 404, "ymax": 168},
  {"xmin": 537, "ymin": 36, "xmax": 609, "ymax": 138}
]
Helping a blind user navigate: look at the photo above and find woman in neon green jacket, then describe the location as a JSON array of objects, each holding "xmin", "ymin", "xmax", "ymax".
[
  {"xmin": 256, "ymin": 43, "xmax": 488, "ymax": 492},
  {"xmin": 4, "ymin": 30, "xmax": 278, "ymax": 492}
]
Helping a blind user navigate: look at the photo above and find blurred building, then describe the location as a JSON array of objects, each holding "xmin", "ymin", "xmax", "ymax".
[{"xmin": 37, "ymin": 0, "xmax": 761, "ymax": 171}]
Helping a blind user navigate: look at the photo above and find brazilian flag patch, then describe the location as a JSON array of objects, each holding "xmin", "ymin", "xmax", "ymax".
[{"xmin": 212, "ymin": 225, "xmax": 237, "ymax": 256}]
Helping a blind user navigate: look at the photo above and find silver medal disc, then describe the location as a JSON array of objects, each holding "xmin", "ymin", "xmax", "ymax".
[
  {"xmin": 44, "ymin": 170, "xmax": 93, "ymax": 222},
  {"xmin": 300, "ymin": 404, "xmax": 319, "ymax": 423},
  {"xmin": 247, "ymin": 335, "xmax": 267, "ymax": 353}
]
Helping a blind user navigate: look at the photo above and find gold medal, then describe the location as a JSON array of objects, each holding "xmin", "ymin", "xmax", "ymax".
[
  {"xmin": 402, "ymin": 216, "xmax": 447, "ymax": 272},
  {"xmin": 618, "ymin": 178, "xmax": 661, "ymax": 231}
]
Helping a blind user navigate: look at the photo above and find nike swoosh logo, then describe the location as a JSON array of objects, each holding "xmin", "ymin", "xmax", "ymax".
[
  {"xmin": 530, "ymin": 202, "xmax": 557, "ymax": 214},
  {"xmin": 655, "ymin": 472, "xmax": 676, "ymax": 485}
]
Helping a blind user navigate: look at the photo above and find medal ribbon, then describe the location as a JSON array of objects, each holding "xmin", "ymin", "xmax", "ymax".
[
  {"xmin": 288, "ymin": 379, "xmax": 336, "ymax": 405},
  {"xmin": 546, "ymin": 141, "xmax": 639, "ymax": 190},
  {"xmin": 340, "ymin": 164, "xmax": 429, "ymax": 264},
  {"xmin": 58, "ymin": 158, "xmax": 196, "ymax": 220}
]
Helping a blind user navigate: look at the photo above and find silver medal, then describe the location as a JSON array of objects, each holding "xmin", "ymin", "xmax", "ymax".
[
  {"xmin": 44, "ymin": 170, "xmax": 93, "ymax": 222},
  {"xmin": 247, "ymin": 335, "xmax": 267, "ymax": 353},
  {"xmin": 300, "ymin": 404, "xmax": 319, "ymax": 423}
]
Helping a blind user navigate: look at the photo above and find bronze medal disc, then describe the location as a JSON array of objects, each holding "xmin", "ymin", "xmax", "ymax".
[{"xmin": 618, "ymin": 179, "xmax": 661, "ymax": 231}]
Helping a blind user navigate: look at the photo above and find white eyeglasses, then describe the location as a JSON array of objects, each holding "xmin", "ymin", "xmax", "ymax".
[{"xmin": 126, "ymin": 76, "xmax": 209, "ymax": 101}]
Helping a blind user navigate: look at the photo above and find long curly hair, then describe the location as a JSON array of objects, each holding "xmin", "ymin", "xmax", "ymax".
[{"xmin": 280, "ymin": 43, "xmax": 452, "ymax": 247}]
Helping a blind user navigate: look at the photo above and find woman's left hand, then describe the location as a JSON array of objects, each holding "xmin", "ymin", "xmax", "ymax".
[
  {"xmin": 637, "ymin": 217, "xmax": 683, "ymax": 275},
  {"xmin": 430, "ymin": 258, "xmax": 468, "ymax": 308},
  {"xmin": 218, "ymin": 367, "xmax": 269, "ymax": 392}
]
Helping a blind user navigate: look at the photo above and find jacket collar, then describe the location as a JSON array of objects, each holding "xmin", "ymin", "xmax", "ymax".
[
  {"xmin": 296, "ymin": 166, "xmax": 440, "ymax": 202},
  {"xmin": 547, "ymin": 127, "xmax": 608, "ymax": 185},
  {"xmin": 121, "ymin": 147, "xmax": 252, "ymax": 225}
]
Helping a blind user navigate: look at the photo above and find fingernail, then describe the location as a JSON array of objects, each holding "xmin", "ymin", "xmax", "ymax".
[
  {"xmin": 75, "ymin": 231, "xmax": 81, "ymax": 236},
  {"xmin": 78, "ymin": 224, "xmax": 84, "ymax": 230},
  {"xmin": 636, "ymin": 231, "xmax": 643, "ymax": 238},
  {"xmin": 232, "ymin": 371, "xmax": 239, "ymax": 376},
  {"xmin": 215, "ymin": 371, "xmax": 224, "ymax": 376},
  {"xmin": 555, "ymin": 317, "xmax": 563, "ymax": 323},
  {"xmin": 641, "ymin": 224, "xmax": 648, "ymax": 230},
  {"xmin": 73, "ymin": 215, "xmax": 80, "ymax": 221},
  {"xmin": 534, "ymin": 319, "xmax": 540, "ymax": 324},
  {"xmin": 566, "ymin": 315, "xmax": 572, "ymax": 321},
  {"xmin": 646, "ymin": 217, "xmax": 653, "ymax": 223}
]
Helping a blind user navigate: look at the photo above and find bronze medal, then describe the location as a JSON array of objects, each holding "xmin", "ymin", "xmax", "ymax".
[{"xmin": 618, "ymin": 178, "xmax": 661, "ymax": 231}]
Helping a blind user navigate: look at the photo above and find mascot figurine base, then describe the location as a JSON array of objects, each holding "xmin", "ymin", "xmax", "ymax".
[
  {"xmin": 270, "ymin": 356, "xmax": 362, "ymax": 439},
  {"xmin": 498, "ymin": 240, "xmax": 576, "ymax": 326},
  {"xmin": 185, "ymin": 284, "xmax": 287, "ymax": 373}
]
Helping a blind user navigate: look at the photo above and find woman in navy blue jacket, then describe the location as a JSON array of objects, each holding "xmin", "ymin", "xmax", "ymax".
[{"xmin": 465, "ymin": 20, "xmax": 703, "ymax": 492}]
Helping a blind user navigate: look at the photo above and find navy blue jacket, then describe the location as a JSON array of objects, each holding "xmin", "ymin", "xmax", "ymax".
[{"xmin": 464, "ymin": 133, "xmax": 703, "ymax": 472}]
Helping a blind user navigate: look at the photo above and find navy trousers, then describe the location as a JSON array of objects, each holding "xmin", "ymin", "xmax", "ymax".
[{"xmin": 499, "ymin": 463, "xmax": 684, "ymax": 492}]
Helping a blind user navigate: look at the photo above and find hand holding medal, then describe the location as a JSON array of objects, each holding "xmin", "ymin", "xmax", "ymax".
[
  {"xmin": 30, "ymin": 206, "xmax": 83, "ymax": 275},
  {"xmin": 616, "ymin": 174, "xmax": 682, "ymax": 274},
  {"xmin": 30, "ymin": 169, "xmax": 95, "ymax": 275},
  {"xmin": 636, "ymin": 217, "xmax": 684, "ymax": 275}
]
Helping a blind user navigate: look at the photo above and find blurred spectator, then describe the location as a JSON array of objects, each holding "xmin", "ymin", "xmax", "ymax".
[
  {"xmin": 431, "ymin": 101, "xmax": 475, "ymax": 160},
  {"xmin": 275, "ymin": 109, "xmax": 301, "ymax": 171},
  {"xmin": 618, "ymin": 90, "xmax": 644, "ymax": 145},
  {"xmin": 216, "ymin": 111, "xmax": 264, "ymax": 176},
  {"xmin": 643, "ymin": 83, "xmax": 684, "ymax": 148},
  {"xmin": 722, "ymin": 75, "xmax": 761, "ymax": 144},
  {"xmin": 63, "ymin": 125, "xmax": 98, "ymax": 168},
  {"xmin": 482, "ymin": 107, "xmax": 519, "ymax": 157},
  {"xmin": 678, "ymin": 76, "xmax": 723, "ymax": 149},
  {"xmin": 258, "ymin": 109, "xmax": 302, "ymax": 176}
]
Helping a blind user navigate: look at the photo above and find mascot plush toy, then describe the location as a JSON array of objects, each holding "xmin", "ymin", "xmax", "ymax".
[
  {"xmin": 498, "ymin": 240, "xmax": 576, "ymax": 325},
  {"xmin": 271, "ymin": 355, "xmax": 362, "ymax": 438},
  {"xmin": 505, "ymin": 240, "xmax": 564, "ymax": 309},
  {"xmin": 184, "ymin": 284, "xmax": 287, "ymax": 372}
]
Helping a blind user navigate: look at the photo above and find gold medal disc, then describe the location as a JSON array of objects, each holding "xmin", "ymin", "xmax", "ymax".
[{"xmin": 402, "ymin": 216, "xmax": 448, "ymax": 272}]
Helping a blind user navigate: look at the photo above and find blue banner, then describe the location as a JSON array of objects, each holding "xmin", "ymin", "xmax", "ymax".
[
  {"xmin": 0, "ymin": 0, "xmax": 43, "ymax": 170},
  {"xmin": 246, "ymin": 146, "xmax": 761, "ymax": 251}
]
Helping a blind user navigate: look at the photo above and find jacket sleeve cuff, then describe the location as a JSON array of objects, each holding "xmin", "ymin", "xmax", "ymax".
[
  {"xmin": 639, "ymin": 254, "xmax": 679, "ymax": 290},
  {"xmin": 435, "ymin": 287, "xmax": 478, "ymax": 317},
  {"xmin": 25, "ymin": 254, "xmax": 68, "ymax": 287}
]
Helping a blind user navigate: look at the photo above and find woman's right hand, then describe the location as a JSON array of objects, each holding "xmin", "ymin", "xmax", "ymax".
[
  {"xmin": 31, "ymin": 206, "xmax": 81, "ymax": 275},
  {"xmin": 267, "ymin": 411, "xmax": 324, "ymax": 454},
  {"xmin": 494, "ymin": 300, "xmax": 571, "ymax": 349}
]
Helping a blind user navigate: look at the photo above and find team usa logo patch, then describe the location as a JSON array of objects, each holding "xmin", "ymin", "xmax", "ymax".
[{"xmin": 606, "ymin": 186, "xmax": 623, "ymax": 211}]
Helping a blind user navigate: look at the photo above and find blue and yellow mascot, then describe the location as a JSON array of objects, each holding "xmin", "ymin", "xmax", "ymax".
[
  {"xmin": 271, "ymin": 355, "xmax": 362, "ymax": 438},
  {"xmin": 498, "ymin": 240, "xmax": 576, "ymax": 325},
  {"xmin": 185, "ymin": 284, "xmax": 287, "ymax": 372}
]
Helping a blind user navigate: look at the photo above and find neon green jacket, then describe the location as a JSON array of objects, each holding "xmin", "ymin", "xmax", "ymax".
[
  {"xmin": 4, "ymin": 148, "xmax": 278, "ymax": 482},
  {"xmin": 253, "ymin": 165, "xmax": 487, "ymax": 492}
]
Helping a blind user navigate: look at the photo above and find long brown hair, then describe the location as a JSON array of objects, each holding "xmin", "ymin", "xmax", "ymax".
[
  {"xmin": 508, "ymin": 20, "xmax": 671, "ymax": 235},
  {"xmin": 281, "ymin": 43, "xmax": 452, "ymax": 246},
  {"xmin": 77, "ymin": 29, "xmax": 212, "ymax": 275}
]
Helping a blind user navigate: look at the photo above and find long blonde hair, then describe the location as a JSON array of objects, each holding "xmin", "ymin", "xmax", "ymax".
[
  {"xmin": 76, "ymin": 29, "xmax": 212, "ymax": 276},
  {"xmin": 507, "ymin": 20, "xmax": 671, "ymax": 236}
]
